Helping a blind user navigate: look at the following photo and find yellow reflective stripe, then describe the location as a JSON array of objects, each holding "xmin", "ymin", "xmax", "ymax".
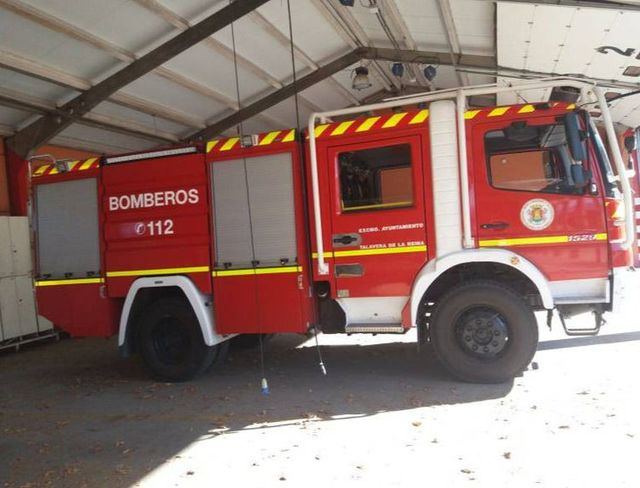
[
  {"xmin": 464, "ymin": 110, "xmax": 481, "ymax": 119},
  {"xmin": 49, "ymin": 167, "xmax": 59, "ymax": 175},
  {"xmin": 518, "ymin": 105, "xmax": 535, "ymax": 114},
  {"xmin": 282, "ymin": 129, "xmax": 296, "ymax": 142},
  {"xmin": 220, "ymin": 137, "xmax": 239, "ymax": 151},
  {"xmin": 213, "ymin": 266, "xmax": 302, "ymax": 277},
  {"xmin": 331, "ymin": 121, "xmax": 354, "ymax": 136},
  {"xmin": 312, "ymin": 251, "xmax": 334, "ymax": 259},
  {"xmin": 79, "ymin": 158, "xmax": 97, "ymax": 170},
  {"xmin": 35, "ymin": 277, "xmax": 104, "ymax": 287},
  {"xmin": 488, "ymin": 107, "xmax": 510, "ymax": 117},
  {"xmin": 333, "ymin": 245, "xmax": 426, "ymax": 258},
  {"xmin": 343, "ymin": 200, "xmax": 412, "ymax": 211},
  {"xmin": 256, "ymin": 266, "xmax": 301, "ymax": 275},
  {"xmin": 314, "ymin": 124, "xmax": 329, "ymax": 137},
  {"xmin": 259, "ymin": 130, "xmax": 281, "ymax": 145},
  {"xmin": 313, "ymin": 246, "xmax": 427, "ymax": 259},
  {"xmin": 33, "ymin": 165, "xmax": 50, "ymax": 176},
  {"xmin": 67, "ymin": 160, "xmax": 80, "ymax": 171},
  {"xmin": 382, "ymin": 112, "xmax": 407, "ymax": 128},
  {"xmin": 214, "ymin": 268, "xmax": 254, "ymax": 277},
  {"xmin": 106, "ymin": 266, "xmax": 210, "ymax": 278},
  {"xmin": 479, "ymin": 233, "xmax": 608, "ymax": 248},
  {"xmin": 206, "ymin": 140, "xmax": 219, "ymax": 153},
  {"xmin": 409, "ymin": 109, "xmax": 429, "ymax": 124},
  {"xmin": 356, "ymin": 116, "xmax": 380, "ymax": 132}
]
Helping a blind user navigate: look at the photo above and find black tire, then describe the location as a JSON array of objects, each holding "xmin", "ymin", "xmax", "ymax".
[
  {"xmin": 429, "ymin": 280, "xmax": 538, "ymax": 384},
  {"xmin": 138, "ymin": 297, "xmax": 218, "ymax": 382}
]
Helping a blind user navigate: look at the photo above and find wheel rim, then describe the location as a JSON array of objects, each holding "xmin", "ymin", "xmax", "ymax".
[
  {"xmin": 151, "ymin": 316, "xmax": 191, "ymax": 365},
  {"xmin": 454, "ymin": 306, "xmax": 510, "ymax": 359}
]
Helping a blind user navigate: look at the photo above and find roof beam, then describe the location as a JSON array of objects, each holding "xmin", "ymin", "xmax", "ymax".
[
  {"xmin": 133, "ymin": 0, "xmax": 322, "ymax": 114},
  {"xmin": 184, "ymin": 47, "xmax": 497, "ymax": 142},
  {"xmin": 436, "ymin": 0, "xmax": 469, "ymax": 86},
  {"xmin": 373, "ymin": 1, "xmax": 432, "ymax": 88},
  {"xmin": 310, "ymin": 0, "xmax": 396, "ymax": 91},
  {"xmin": 0, "ymin": 0, "xmax": 285, "ymax": 130},
  {"xmin": 6, "ymin": 0, "xmax": 269, "ymax": 157}
]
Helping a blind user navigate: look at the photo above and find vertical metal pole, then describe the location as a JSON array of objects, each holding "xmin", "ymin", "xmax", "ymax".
[
  {"xmin": 593, "ymin": 85, "xmax": 635, "ymax": 250},
  {"xmin": 456, "ymin": 90, "xmax": 474, "ymax": 248}
]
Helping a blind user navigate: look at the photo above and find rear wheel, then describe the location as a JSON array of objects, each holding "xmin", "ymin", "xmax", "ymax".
[
  {"xmin": 138, "ymin": 297, "xmax": 220, "ymax": 382},
  {"xmin": 429, "ymin": 281, "xmax": 538, "ymax": 383}
]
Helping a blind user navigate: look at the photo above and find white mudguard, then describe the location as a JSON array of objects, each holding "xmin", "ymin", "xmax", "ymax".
[
  {"xmin": 118, "ymin": 275, "xmax": 230, "ymax": 348},
  {"xmin": 410, "ymin": 248, "xmax": 555, "ymax": 326}
]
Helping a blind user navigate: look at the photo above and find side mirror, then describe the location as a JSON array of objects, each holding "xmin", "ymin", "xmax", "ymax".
[
  {"xmin": 624, "ymin": 135, "xmax": 636, "ymax": 153},
  {"xmin": 564, "ymin": 112, "xmax": 586, "ymax": 162}
]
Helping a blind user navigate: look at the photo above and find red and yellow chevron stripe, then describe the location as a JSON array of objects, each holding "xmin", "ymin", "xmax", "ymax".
[
  {"xmin": 308, "ymin": 102, "xmax": 576, "ymax": 140},
  {"xmin": 32, "ymin": 157, "xmax": 100, "ymax": 178},
  {"xmin": 206, "ymin": 128, "xmax": 296, "ymax": 153}
]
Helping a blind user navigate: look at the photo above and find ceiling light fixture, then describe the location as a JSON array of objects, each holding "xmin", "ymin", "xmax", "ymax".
[{"xmin": 352, "ymin": 66, "xmax": 372, "ymax": 91}]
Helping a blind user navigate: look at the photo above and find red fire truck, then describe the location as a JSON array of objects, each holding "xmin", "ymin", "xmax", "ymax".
[{"xmin": 29, "ymin": 78, "xmax": 638, "ymax": 383}]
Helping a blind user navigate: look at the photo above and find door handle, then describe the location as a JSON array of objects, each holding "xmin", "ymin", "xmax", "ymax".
[
  {"xmin": 332, "ymin": 233, "xmax": 361, "ymax": 247},
  {"xmin": 481, "ymin": 221, "xmax": 510, "ymax": 230}
]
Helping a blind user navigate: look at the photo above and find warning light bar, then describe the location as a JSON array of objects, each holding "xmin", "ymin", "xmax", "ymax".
[{"xmin": 104, "ymin": 146, "xmax": 198, "ymax": 165}]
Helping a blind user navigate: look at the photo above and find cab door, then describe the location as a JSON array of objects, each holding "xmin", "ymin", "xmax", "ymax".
[
  {"xmin": 326, "ymin": 135, "xmax": 429, "ymax": 300},
  {"xmin": 473, "ymin": 118, "xmax": 609, "ymax": 288}
]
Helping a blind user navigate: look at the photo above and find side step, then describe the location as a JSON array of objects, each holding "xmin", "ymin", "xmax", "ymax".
[{"xmin": 345, "ymin": 324, "xmax": 405, "ymax": 334}]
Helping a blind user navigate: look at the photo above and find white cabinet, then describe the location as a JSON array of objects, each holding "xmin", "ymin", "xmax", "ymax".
[
  {"xmin": 0, "ymin": 275, "xmax": 38, "ymax": 339},
  {"xmin": 0, "ymin": 217, "xmax": 46, "ymax": 343},
  {"xmin": 0, "ymin": 217, "xmax": 32, "ymax": 278}
]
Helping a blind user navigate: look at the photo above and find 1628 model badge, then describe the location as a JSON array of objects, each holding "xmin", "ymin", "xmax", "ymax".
[{"xmin": 520, "ymin": 199, "xmax": 554, "ymax": 231}]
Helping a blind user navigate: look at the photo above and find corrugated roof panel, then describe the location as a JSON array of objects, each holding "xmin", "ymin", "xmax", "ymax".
[
  {"xmin": 19, "ymin": 0, "xmax": 175, "ymax": 54},
  {"xmin": 0, "ymin": 8, "xmax": 120, "ymax": 81},
  {"xmin": 257, "ymin": 0, "xmax": 350, "ymax": 63},
  {"xmin": 0, "ymin": 67, "xmax": 73, "ymax": 101},
  {"xmin": 450, "ymin": 0, "xmax": 494, "ymax": 55},
  {"xmin": 122, "ymin": 71, "xmax": 227, "ymax": 121},
  {"xmin": 0, "ymin": 106, "xmax": 32, "ymax": 127}
]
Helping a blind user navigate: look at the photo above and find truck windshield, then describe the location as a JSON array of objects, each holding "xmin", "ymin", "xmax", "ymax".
[{"xmin": 587, "ymin": 115, "xmax": 618, "ymax": 198}]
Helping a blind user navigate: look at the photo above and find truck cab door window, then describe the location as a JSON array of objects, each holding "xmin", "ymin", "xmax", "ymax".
[
  {"xmin": 338, "ymin": 143, "xmax": 414, "ymax": 212},
  {"xmin": 485, "ymin": 124, "xmax": 586, "ymax": 196}
]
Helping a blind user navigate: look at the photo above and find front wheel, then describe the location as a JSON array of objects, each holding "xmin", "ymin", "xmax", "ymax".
[
  {"xmin": 138, "ymin": 297, "xmax": 221, "ymax": 382},
  {"xmin": 429, "ymin": 281, "xmax": 538, "ymax": 383}
]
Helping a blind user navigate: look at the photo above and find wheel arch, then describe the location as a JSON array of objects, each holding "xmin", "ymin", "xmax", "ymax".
[
  {"xmin": 118, "ymin": 275, "xmax": 228, "ymax": 356},
  {"xmin": 410, "ymin": 249, "xmax": 554, "ymax": 327}
]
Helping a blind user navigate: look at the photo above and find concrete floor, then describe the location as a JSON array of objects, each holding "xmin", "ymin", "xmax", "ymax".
[{"xmin": 1, "ymin": 312, "xmax": 639, "ymax": 488}]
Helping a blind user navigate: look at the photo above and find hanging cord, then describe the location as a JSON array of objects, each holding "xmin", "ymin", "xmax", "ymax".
[
  {"xmin": 230, "ymin": 13, "xmax": 245, "ymax": 139},
  {"xmin": 231, "ymin": 8, "xmax": 268, "ymax": 394},
  {"xmin": 286, "ymin": 0, "xmax": 326, "ymax": 376}
]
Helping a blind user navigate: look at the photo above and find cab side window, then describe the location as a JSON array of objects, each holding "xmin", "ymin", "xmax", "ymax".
[
  {"xmin": 485, "ymin": 124, "xmax": 582, "ymax": 195},
  {"xmin": 338, "ymin": 143, "xmax": 413, "ymax": 212}
]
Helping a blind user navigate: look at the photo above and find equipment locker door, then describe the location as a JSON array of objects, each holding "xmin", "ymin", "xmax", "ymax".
[
  {"xmin": 326, "ymin": 135, "xmax": 429, "ymax": 299},
  {"xmin": 473, "ymin": 118, "xmax": 609, "ymax": 285},
  {"xmin": 209, "ymin": 152, "xmax": 307, "ymax": 334}
]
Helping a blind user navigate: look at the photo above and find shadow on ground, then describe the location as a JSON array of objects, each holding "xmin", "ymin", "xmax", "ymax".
[{"xmin": 1, "ymin": 334, "xmax": 515, "ymax": 487}]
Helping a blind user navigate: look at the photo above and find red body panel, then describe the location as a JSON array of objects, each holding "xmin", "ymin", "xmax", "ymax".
[
  {"xmin": 102, "ymin": 153, "xmax": 212, "ymax": 296},
  {"xmin": 36, "ymin": 284, "xmax": 121, "ymax": 337},
  {"xmin": 471, "ymin": 112, "xmax": 610, "ymax": 281}
]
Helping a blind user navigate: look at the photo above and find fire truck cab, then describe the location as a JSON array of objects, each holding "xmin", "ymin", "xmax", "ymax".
[{"xmin": 30, "ymin": 78, "xmax": 638, "ymax": 383}]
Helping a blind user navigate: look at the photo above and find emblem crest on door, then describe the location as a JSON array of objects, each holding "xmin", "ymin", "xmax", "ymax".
[{"xmin": 520, "ymin": 199, "xmax": 554, "ymax": 231}]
